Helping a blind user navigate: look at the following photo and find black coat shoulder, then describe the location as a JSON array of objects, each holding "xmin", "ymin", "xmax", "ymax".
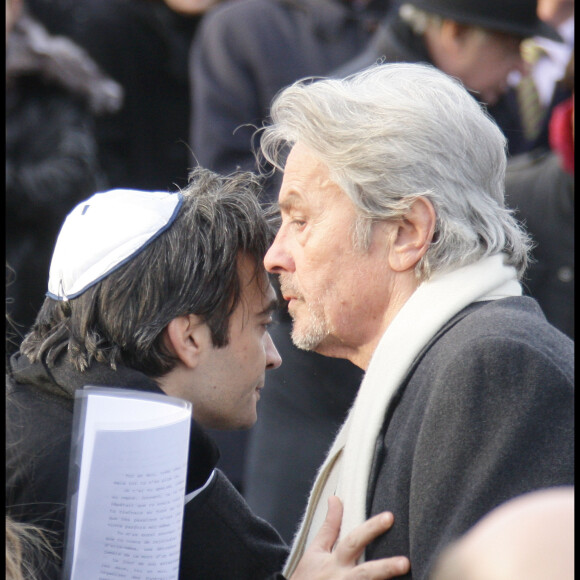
[{"xmin": 180, "ymin": 469, "xmax": 288, "ymax": 579}]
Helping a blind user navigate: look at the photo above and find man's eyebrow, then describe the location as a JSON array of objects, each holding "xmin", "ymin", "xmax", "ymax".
[{"xmin": 278, "ymin": 192, "xmax": 304, "ymax": 212}]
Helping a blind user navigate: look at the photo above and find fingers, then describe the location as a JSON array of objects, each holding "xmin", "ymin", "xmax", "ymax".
[
  {"xmin": 334, "ymin": 511, "xmax": 396, "ymax": 566},
  {"xmin": 311, "ymin": 496, "xmax": 344, "ymax": 552},
  {"xmin": 290, "ymin": 502, "xmax": 409, "ymax": 580},
  {"xmin": 346, "ymin": 556, "xmax": 411, "ymax": 579}
]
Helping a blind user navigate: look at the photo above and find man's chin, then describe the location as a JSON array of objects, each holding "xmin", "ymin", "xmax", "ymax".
[
  {"xmin": 290, "ymin": 325, "xmax": 326, "ymax": 352},
  {"xmin": 290, "ymin": 333, "xmax": 319, "ymax": 352}
]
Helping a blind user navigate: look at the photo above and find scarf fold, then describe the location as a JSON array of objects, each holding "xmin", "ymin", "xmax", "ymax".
[{"xmin": 284, "ymin": 254, "xmax": 521, "ymax": 575}]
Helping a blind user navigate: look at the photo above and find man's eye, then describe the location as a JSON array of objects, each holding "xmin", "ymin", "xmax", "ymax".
[{"xmin": 291, "ymin": 218, "xmax": 306, "ymax": 228}]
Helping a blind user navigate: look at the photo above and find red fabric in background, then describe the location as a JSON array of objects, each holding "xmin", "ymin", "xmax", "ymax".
[{"xmin": 549, "ymin": 95, "xmax": 574, "ymax": 175}]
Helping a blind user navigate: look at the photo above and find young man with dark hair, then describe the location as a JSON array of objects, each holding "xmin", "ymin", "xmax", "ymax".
[{"xmin": 262, "ymin": 62, "xmax": 573, "ymax": 580}]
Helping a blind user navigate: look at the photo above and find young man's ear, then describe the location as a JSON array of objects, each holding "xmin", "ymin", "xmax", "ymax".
[
  {"xmin": 388, "ymin": 197, "xmax": 436, "ymax": 273},
  {"xmin": 164, "ymin": 314, "xmax": 209, "ymax": 369}
]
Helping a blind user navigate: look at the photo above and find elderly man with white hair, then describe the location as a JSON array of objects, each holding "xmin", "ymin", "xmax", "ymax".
[{"xmin": 262, "ymin": 63, "xmax": 574, "ymax": 580}]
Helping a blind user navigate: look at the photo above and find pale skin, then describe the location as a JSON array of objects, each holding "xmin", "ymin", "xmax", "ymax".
[
  {"xmin": 536, "ymin": 0, "xmax": 574, "ymax": 27},
  {"xmin": 290, "ymin": 496, "xmax": 410, "ymax": 580},
  {"xmin": 6, "ymin": 0, "xmax": 21, "ymax": 39},
  {"xmin": 264, "ymin": 143, "xmax": 436, "ymax": 370},
  {"xmin": 431, "ymin": 487, "xmax": 574, "ymax": 580},
  {"xmin": 158, "ymin": 255, "xmax": 282, "ymax": 430},
  {"xmin": 162, "ymin": 0, "xmax": 221, "ymax": 15},
  {"xmin": 157, "ymin": 253, "xmax": 411, "ymax": 579}
]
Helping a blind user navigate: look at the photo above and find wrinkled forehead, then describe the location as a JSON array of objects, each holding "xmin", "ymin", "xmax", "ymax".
[{"xmin": 278, "ymin": 143, "xmax": 348, "ymax": 209}]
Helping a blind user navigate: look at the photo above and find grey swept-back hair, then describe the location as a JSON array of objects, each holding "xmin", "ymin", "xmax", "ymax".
[{"xmin": 260, "ymin": 62, "xmax": 531, "ymax": 280}]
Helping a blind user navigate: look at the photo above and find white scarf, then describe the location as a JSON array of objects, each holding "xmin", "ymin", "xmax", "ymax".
[{"xmin": 283, "ymin": 254, "xmax": 521, "ymax": 576}]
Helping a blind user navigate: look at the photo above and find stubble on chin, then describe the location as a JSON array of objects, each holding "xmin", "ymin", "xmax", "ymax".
[
  {"xmin": 280, "ymin": 276, "xmax": 329, "ymax": 351},
  {"xmin": 291, "ymin": 324, "xmax": 324, "ymax": 351},
  {"xmin": 289, "ymin": 298, "xmax": 329, "ymax": 352}
]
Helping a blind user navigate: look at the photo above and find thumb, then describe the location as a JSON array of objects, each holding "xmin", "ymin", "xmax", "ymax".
[{"xmin": 310, "ymin": 496, "xmax": 343, "ymax": 552}]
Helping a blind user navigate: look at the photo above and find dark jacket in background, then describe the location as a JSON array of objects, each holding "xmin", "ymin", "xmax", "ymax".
[
  {"xmin": 27, "ymin": 0, "xmax": 201, "ymax": 192},
  {"xmin": 6, "ymin": 352, "xmax": 289, "ymax": 580},
  {"xmin": 333, "ymin": 13, "xmax": 570, "ymax": 156},
  {"xmin": 505, "ymin": 151, "xmax": 574, "ymax": 339},
  {"xmin": 191, "ymin": 0, "xmax": 392, "ymax": 201},
  {"xmin": 6, "ymin": 11, "xmax": 122, "ymax": 340},
  {"xmin": 365, "ymin": 297, "xmax": 574, "ymax": 579}
]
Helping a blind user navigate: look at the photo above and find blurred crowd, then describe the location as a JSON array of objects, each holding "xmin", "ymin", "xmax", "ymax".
[{"xmin": 5, "ymin": 0, "xmax": 574, "ymax": 578}]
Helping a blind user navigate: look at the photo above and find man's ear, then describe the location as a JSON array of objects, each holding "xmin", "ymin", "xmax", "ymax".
[
  {"xmin": 388, "ymin": 197, "xmax": 436, "ymax": 273},
  {"xmin": 164, "ymin": 314, "xmax": 208, "ymax": 369},
  {"xmin": 439, "ymin": 19, "xmax": 472, "ymax": 52}
]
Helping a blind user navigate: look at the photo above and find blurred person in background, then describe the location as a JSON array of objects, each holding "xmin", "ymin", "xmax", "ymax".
[
  {"xmin": 506, "ymin": 0, "xmax": 573, "ymax": 152},
  {"xmin": 25, "ymin": 0, "xmax": 223, "ymax": 192},
  {"xmin": 505, "ymin": 53, "xmax": 574, "ymax": 339},
  {"xmin": 429, "ymin": 487, "xmax": 574, "ymax": 580},
  {"xmin": 333, "ymin": 0, "xmax": 567, "ymax": 155},
  {"xmin": 6, "ymin": 0, "xmax": 122, "ymax": 350},
  {"xmin": 190, "ymin": 0, "xmax": 396, "ymax": 200}
]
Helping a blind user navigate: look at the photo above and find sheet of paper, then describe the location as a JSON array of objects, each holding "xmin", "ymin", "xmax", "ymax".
[{"xmin": 65, "ymin": 389, "xmax": 191, "ymax": 580}]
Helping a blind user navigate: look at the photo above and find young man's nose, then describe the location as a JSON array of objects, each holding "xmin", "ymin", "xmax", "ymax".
[{"xmin": 265, "ymin": 332, "xmax": 282, "ymax": 370}]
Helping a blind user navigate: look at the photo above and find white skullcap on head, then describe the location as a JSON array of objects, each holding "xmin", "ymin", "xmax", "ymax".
[{"xmin": 47, "ymin": 188, "xmax": 183, "ymax": 300}]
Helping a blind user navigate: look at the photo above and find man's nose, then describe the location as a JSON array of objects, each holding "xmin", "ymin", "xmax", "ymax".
[
  {"xmin": 265, "ymin": 332, "xmax": 282, "ymax": 370},
  {"xmin": 264, "ymin": 231, "xmax": 294, "ymax": 274}
]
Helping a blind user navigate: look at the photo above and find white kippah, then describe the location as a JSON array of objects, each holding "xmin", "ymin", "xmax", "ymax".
[{"xmin": 47, "ymin": 189, "xmax": 183, "ymax": 300}]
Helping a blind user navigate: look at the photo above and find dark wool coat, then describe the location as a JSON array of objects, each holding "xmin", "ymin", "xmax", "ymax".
[
  {"xmin": 334, "ymin": 14, "xmax": 571, "ymax": 156},
  {"xmin": 505, "ymin": 151, "xmax": 574, "ymax": 340},
  {"xmin": 6, "ymin": 353, "xmax": 289, "ymax": 580},
  {"xmin": 363, "ymin": 297, "xmax": 574, "ymax": 580},
  {"xmin": 190, "ymin": 0, "xmax": 392, "ymax": 202}
]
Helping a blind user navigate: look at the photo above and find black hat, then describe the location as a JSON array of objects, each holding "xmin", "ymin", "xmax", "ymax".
[{"xmin": 409, "ymin": 0, "xmax": 563, "ymax": 42}]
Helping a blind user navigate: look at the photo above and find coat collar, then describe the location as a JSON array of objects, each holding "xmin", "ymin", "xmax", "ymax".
[{"xmin": 9, "ymin": 351, "xmax": 163, "ymax": 403}]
